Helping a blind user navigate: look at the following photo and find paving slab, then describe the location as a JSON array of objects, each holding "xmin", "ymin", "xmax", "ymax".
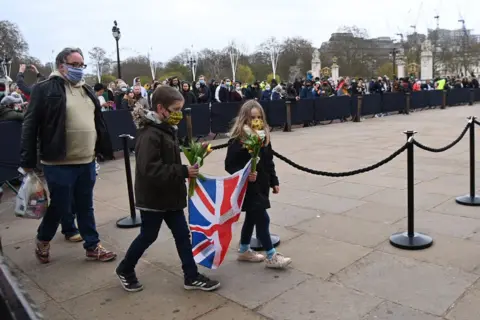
[
  {"xmin": 292, "ymin": 214, "xmax": 399, "ymax": 248},
  {"xmin": 196, "ymin": 302, "xmax": 268, "ymax": 320},
  {"xmin": 342, "ymin": 201, "xmax": 407, "ymax": 224},
  {"xmin": 278, "ymin": 233, "xmax": 372, "ymax": 278},
  {"xmin": 430, "ymin": 197, "xmax": 480, "ymax": 220},
  {"xmin": 362, "ymin": 301, "xmax": 443, "ymax": 320},
  {"xmin": 378, "ymin": 233, "xmax": 480, "ymax": 274},
  {"xmin": 446, "ymin": 280, "xmax": 480, "ymax": 320},
  {"xmin": 60, "ymin": 268, "xmax": 226, "ymax": 320},
  {"xmin": 362, "ymin": 188, "xmax": 451, "ymax": 211},
  {"xmin": 201, "ymin": 254, "xmax": 310, "ymax": 309},
  {"xmin": 268, "ymin": 201, "xmax": 323, "ymax": 227},
  {"xmin": 38, "ymin": 300, "xmax": 75, "ymax": 320},
  {"xmin": 393, "ymin": 211, "xmax": 480, "ymax": 239},
  {"xmin": 258, "ymin": 278, "xmax": 383, "ymax": 320},
  {"xmin": 316, "ymin": 181, "xmax": 386, "ymax": 199},
  {"xmin": 27, "ymin": 251, "xmax": 154, "ymax": 302},
  {"xmin": 334, "ymin": 251, "xmax": 478, "ymax": 315}
]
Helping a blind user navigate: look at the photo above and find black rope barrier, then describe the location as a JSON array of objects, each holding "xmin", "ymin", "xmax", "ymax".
[
  {"xmin": 271, "ymin": 143, "xmax": 408, "ymax": 177},
  {"xmin": 211, "ymin": 143, "xmax": 229, "ymax": 150},
  {"xmin": 412, "ymin": 123, "xmax": 470, "ymax": 153},
  {"xmin": 474, "ymin": 119, "xmax": 480, "ymax": 127}
]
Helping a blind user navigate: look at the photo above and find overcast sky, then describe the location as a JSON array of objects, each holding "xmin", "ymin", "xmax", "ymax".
[{"xmin": 2, "ymin": 0, "xmax": 480, "ymax": 68}]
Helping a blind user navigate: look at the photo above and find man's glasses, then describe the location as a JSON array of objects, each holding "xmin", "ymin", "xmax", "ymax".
[{"xmin": 65, "ymin": 63, "xmax": 87, "ymax": 69}]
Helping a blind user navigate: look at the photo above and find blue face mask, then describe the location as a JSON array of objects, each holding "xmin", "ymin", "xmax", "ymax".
[
  {"xmin": 64, "ymin": 65, "xmax": 84, "ymax": 84},
  {"xmin": 199, "ymin": 80, "xmax": 205, "ymax": 85}
]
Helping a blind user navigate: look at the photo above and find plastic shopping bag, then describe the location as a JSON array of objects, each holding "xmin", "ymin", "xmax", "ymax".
[{"xmin": 14, "ymin": 170, "xmax": 48, "ymax": 219}]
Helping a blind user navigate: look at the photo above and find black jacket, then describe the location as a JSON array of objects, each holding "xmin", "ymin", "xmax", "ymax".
[
  {"xmin": 0, "ymin": 107, "xmax": 24, "ymax": 122},
  {"xmin": 134, "ymin": 120, "xmax": 189, "ymax": 211},
  {"xmin": 20, "ymin": 76, "xmax": 112, "ymax": 168},
  {"xmin": 225, "ymin": 138, "xmax": 279, "ymax": 211}
]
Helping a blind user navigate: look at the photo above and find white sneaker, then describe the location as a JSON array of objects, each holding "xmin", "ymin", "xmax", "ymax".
[
  {"xmin": 237, "ymin": 250, "xmax": 265, "ymax": 262},
  {"xmin": 265, "ymin": 253, "xmax": 292, "ymax": 269}
]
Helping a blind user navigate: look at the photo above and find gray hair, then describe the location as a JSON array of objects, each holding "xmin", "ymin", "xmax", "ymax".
[{"xmin": 55, "ymin": 47, "xmax": 84, "ymax": 68}]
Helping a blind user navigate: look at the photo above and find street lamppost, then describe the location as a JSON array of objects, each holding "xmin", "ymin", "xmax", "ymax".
[
  {"xmin": 112, "ymin": 20, "xmax": 122, "ymax": 79},
  {"xmin": 186, "ymin": 57, "xmax": 197, "ymax": 82}
]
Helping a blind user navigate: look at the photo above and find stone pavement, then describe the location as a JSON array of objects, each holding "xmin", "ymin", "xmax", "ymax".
[{"xmin": 2, "ymin": 105, "xmax": 480, "ymax": 319}]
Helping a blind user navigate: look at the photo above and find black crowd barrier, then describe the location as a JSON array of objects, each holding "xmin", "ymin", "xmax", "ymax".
[
  {"xmin": 102, "ymin": 109, "xmax": 136, "ymax": 151},
  {"xmin": 0, "ymin": 121, "xmax": 22, "ymax": 186}
]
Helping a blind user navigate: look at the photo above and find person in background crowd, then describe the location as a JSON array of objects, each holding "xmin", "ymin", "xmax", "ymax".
[
  {"xmin": 412, "ymin": 80, "xmax": 421, "ymax": 91},
  {"xmin": 337, "ymin": 82, "xmax": 350, "ymax": 96},
  {"xmin": 218, "ymin": 78, "xmax": 231, "ymax": 103},
  {"xmin": 122, "ymin": 88, "xmax": 136, "ymax": 110},
  {"xmin": 244, "ymin": 81, "xmax": 261, "ymax": 100},
  {"xmin": 356, "ymin": 79, "xmax": 366, "ymax": 95},
  {"xmin": 285, "ymin": 83, "xmax": 297, "ymax": 102},
  {"xmin": 103, "ymin": 82, "xmax": 115, "ymax": 106},
  {"xmin": 131, "ymin": 85, "xmax": 149, "ymax": 110},
  {"xmin": 181, "ymin": 82, "xmax": 197, "ymax": 105},
  {"xmin": 312, "ymin": 82, "xmax": 322, "ymax": 97},
  {"xmin": 94, "ymin": 83, "xmax": 113, "ymax": 111},
  {"xmin": 0, "ymin": 95, "xmax": 24, "ymax": 122},
  {"xmin": 471, "ymin": 77, "xmax": 479, "ymax": 88},
  {"xmin": 261, "ymin": 84, "xmax": 272, "ymax": 101},
  {"xmin": 197, "ymin": 75, "xmax": 210, "ymax": 103},
  {"xmin": 133, "ymin": 77, "xmax": 148, "ymax": 99},
  {"xmin": 230, "ymin": 81, "xmax": 243, "ymax": 102},
  {"xmin": 20, "ymin": 47, "xmax": 116, "ymax": 264},
  {"xmin": 271, "ymin": 85, "xmax": 282, "ymax": 100},
  {"xmin": 16, "ymin": 64, "xmax": 46, "ymax": 101},
  {"xmin": 169, "ymin": 77, "xmax": 181, "ymax": 91},
  {"xmin": 113, "ymin": 81, "xmax": 129, "ymax": 110},
  {"xmin": 300, "ymin": 80, "xmax": 314, "ymax": 99}
]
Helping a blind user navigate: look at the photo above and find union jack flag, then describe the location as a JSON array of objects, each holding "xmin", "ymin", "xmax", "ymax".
[{"xmin": 188, "ymin": 161, "xmax": 251, "ymax": 269}]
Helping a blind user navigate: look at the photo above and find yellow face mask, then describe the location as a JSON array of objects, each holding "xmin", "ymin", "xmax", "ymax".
[
  {"xmin": 167, "ymin": 111, "xmax": 183, "ymax": 125},
  {"xmin": 251, "ymin": 118, "xmax": 264, "ymax": 130}
]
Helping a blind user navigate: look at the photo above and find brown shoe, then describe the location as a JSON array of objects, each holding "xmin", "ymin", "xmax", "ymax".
[
  {"xmin": 65, "ymin": 234, "xmax": 83, "ymax": 242},
  {"xmin": 86, "ymin": 244, "xmax": 117, "ymax": 262},
  {"xmin": 35, "ymin": 239, "xmax": 50, "ymax": 264}
]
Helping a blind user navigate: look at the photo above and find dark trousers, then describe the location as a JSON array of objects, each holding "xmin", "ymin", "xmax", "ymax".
[
  {"xmin": 119, "ymin": 210, "xmax": 198, "ymax": 280},
  {"xmin": 240, "ymin": 209, "xmax": 273, "ymax": 251},
  {"xmin": 61, "ymin": 204, "xmax": 79, "ymax": 237},
  {"xmin": 37, "ymin": 162, "xmax": 99, "ymax": 250}
]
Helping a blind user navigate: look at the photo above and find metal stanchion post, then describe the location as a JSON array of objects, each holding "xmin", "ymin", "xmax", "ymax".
[
  {"xmin": 354, "ymin": 95, "xmax": 362, "ymax": 122},
  {"xmin": 405, "ymin": 92, "xmax": 410, "ymax": 115},
  {"xmin": 441, "ymin": 90, "xmax": 447, "ymax": 109},
  {"xmin": 250, "ymin": 229, "xmax": 281, "ymax": 251},
  {"xmin": 390, "ymin": 130, "xmax": 433, "ymax": 250},
  {"xmin": 184, "ymin": 108, "xmax": 193, "ymax": 145},
  {"xmin": 469, "ymin": 89, "xmax": 474, "ymax": 106},
  {"xmin": 116, "ymin": 134, "xmax": 142, "ymax": 228},
  {"xmin": 283, "ymin": 101, "xmax": 292, "ymax": 132},
  {"xmin": 456, "ymin": 117, "xmax": 480, "ymax": 206}
]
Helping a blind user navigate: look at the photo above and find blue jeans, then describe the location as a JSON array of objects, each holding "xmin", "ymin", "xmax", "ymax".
[
  {"xmin": 61, "ymin": 203, "xmax": 79, "ymax": 237},
  {"xmin": 119, "ymin": 210, "xmax": 198, "ymax": 280},
  {"xmin": 240, "ymin": 209, "xmax": 273, "ymax": 251},
  {"xmin": 37, "ymin": 162, "xmax": 99, "ymax": 250}
]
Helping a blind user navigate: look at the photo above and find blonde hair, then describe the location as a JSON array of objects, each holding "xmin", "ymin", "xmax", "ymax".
[{"xmin": 229, "ymin": 100, "xmax": 270, "ymax": 145}]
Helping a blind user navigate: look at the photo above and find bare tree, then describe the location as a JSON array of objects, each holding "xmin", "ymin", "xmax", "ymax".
[
  {"xmin": 259, "ymin": 37, "xmax": 282, "ymax": 80},
  {"xmin": 88, "ymin": 47, "xmax": 110, "ymax": 83},
  {"xmin": 226, "ymin": 40, "xmax": 247, "ymax": 81},
  {"xmin": 0, "ymin": 20, "xmax": 28, "ymax": 58}
]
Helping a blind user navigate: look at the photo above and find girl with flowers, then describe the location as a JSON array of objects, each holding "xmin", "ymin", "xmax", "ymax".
[{"xmin": 225, "ymin": 100, "xmax": 292, "ymax": 269}]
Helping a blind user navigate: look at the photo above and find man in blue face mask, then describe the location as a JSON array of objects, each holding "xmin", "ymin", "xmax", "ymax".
[
  {"xmin": 197, "ymin": 75, "xmax": 210, "ymax": 103},
  {"xmin": 20, "ymin": 47, "xmax": 116, "ymax": 264}
]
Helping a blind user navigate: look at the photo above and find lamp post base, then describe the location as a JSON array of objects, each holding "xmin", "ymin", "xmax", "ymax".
[
  {"xmin": 250, "ymin": 234, "xmax": 281, "ymax": 251},
  {"xmin": 116, "ymin": 215, "xmax": 142, "ymax": 229},
  {"xmin": 389, "ymin": 232, "xmax": 433, "ymax": 250},
  {"xmin": 455, "ymin": 195, "xmax": 480, "ymax": 206}
]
